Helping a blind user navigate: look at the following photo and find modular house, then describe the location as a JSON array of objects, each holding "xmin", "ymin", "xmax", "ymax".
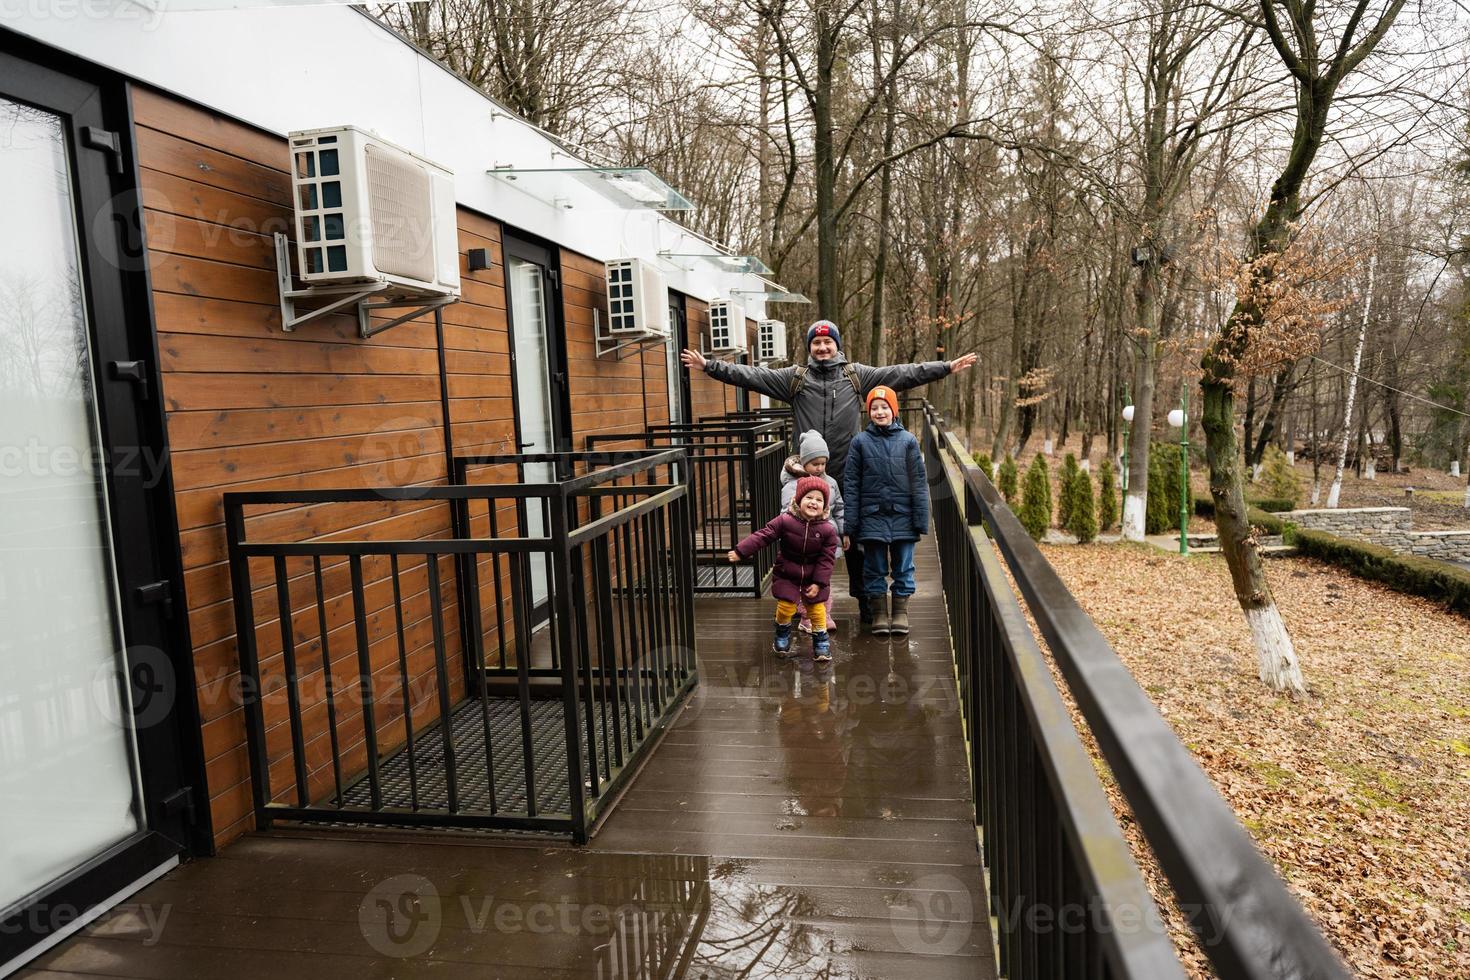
[{"xmin": 1, "ymin": 8, "xmax": 777, "ymax": 969}]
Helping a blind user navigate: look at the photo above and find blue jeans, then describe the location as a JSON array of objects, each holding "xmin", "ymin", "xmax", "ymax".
[{"xmin": 862, "ymin": 540, "xmax": 916, "ymax": 597}]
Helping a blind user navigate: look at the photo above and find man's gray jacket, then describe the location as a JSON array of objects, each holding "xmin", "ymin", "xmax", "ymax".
[{"xmin": 704, "ymin": 353, "xmax": 951, "ymax": 481}]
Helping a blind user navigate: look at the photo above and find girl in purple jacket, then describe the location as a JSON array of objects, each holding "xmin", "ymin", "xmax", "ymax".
[{"xmin": 728, "ymin": 475, "xmax": 839, "ymax": 662}]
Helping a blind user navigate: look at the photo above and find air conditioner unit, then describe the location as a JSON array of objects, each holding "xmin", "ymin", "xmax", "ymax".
[
  {"xmin": 603, "ymin": 258, "xmax": 669, "ymax": 338},
  {"xmin": 708, "ymin": 299, "xmax": 747, "ymax": 354},
  {"xmin": 288, "ymin": 126, "xmax": 460, "ymax": 297},
  {"xmin": 757, "ymin": 319, "xmax": 787, "ymax": 362}
]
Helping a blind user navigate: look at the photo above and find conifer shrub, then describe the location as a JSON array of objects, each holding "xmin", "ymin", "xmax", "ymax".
[
  {"xmin": 999, "ymin": 454, "xmax": 1019, "ymax": 503},
  {"xmin": 1145, "ymin": 443, "xmax": 1181, "ymax": 534},
  {"xmin": 973, "ymin": 452, "xmax": 994, "ymax": 481},
  {"xmin": 1057, "ymin": 453, "xmax": 1081, "ymax": 528},
  {"xmin": 1096, "ymin": 458, "xmax": 1118, "ymax": 531},
  {"xmin": 1260, "ymin": 445, "xmax": 1301, "ymax": 509},
  {"xmin": 1019, "ymin": 455, "xmax": 1053, "ymax": 540},
  {"xmin": 1067, "ymin": 468, "xmax": 1099, "ymax": 543}
]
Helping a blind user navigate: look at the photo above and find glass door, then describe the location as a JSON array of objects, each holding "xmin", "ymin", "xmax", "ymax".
[
  {"xmin": 0, "ymin": 88, "xmax": 146, "ymax": 920},
  {"xmin": 665, "ymin": 295, "xmax": 690, "ymax": 425},
  {"xmin": 1, "ymin": 47, "xmax": 193, "ymax": 971},
  {"xmin": 503, "ymin": 234, "xmax": 570, "ymax": 620}
]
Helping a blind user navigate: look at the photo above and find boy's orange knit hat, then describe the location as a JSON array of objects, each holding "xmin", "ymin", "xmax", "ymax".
[{"xmin": 866, "ymin": 385, "xmax": 899, "ymax": 417}]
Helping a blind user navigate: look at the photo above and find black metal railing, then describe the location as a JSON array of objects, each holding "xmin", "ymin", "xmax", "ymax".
[
  {"xmin": 586, "ymin": 421, "xmax": 785, "ymax": 596},
  {"xmin": 223, "ymin": 449, "xmax": 696, "ymax": 843},
  {"xmin": 918, "ymin": 402, "xmax": 1349, "ymax": 978}
]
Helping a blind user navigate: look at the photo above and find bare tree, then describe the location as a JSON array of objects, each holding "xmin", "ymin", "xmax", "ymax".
[{"xmin": 1198, "ymin": 0, "xmax": 1408, "ymax": 694}]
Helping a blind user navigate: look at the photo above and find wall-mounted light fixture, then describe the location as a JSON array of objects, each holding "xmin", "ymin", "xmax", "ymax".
[{"xmin": 467, "ymin": 248, "xmax": 492, "ymax": 272}]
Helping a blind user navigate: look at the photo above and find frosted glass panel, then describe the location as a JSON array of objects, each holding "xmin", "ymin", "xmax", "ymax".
[
  {"xmin": 507, "ymin": 257, "xmax": 553, "ymax": 607},
  {"xmin": 0, "ymin": 98, "xmax": 142, "ymax": 914}
]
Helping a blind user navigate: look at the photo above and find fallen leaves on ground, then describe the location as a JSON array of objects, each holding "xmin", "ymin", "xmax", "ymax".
[{"xmin": 1039, "ymin": 542, "xmax": 1470, "ymax": 979}]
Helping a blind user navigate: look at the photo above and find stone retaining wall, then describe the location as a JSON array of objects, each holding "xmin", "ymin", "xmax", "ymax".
[{"xmin": 1284, "ymin": 507, "xmax": 1470, "ymax": 564}]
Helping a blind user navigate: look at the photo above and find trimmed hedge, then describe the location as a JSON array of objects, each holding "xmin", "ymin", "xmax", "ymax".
[
  {"xmin": 1294, "ymin": 529, "xmax": 1470, "ymax": 616},
  {"xmin": 1251, "ymin": 497, "xmax": 1297, "ymax": 513},
  {"xmin": 1193, "ymin": 493, "xmax": 1289, "ymax": 535}
]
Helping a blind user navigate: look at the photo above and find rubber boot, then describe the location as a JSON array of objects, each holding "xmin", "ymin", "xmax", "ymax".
[
  {"xmin": 772, "ymin": 621, "xmax": 794, "ymax": 656},
  {"xmin": 869, "ymin": 595, "xmax": 891, "ymax": 636},
  {"xmin": 812, "ymin": 630, "xmax": 832, "ymax": 663},
  {"xmin": 857, "ymin": 595, "xmax": 874, "ymax": 632},
  {"xmin": 889, "ymin": 594, "xmax": 910, "ymax": 636}
]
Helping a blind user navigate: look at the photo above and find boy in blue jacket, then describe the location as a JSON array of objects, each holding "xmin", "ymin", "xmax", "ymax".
[{"xmin": 841, "ymin": 386, "xmax": 928, "ymax": 636}]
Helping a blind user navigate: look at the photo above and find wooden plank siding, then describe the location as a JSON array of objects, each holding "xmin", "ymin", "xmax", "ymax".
[{"xmin": 133, "ymin": 86, "xmax": 694, "ymax": 850}]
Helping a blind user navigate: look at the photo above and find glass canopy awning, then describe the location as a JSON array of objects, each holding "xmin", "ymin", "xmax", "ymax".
[
  {"xmin": 730, "ymin": 288, "xmax": 812, "ymax": 304},
  {"xmin": 488, "ymin": 167, "xmax": 693, "ymax": 212},
  {"xmin": 658, "ymin": 252, "xmax": 772, "ymax": 275}
]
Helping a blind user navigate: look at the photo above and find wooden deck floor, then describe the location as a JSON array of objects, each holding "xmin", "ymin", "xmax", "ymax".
[{"xmin": 19, "ymin": 538, "xmax": 995, "ymax": 979}]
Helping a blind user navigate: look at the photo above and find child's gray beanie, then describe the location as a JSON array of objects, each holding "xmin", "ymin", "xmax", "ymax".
[{"xmin": 798, "ymin": 430, "xmax": 830, "ymax": 464}]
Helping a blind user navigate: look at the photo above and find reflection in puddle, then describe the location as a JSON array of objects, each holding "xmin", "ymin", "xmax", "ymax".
[
  {"xmin": 591, "ymin": 645, "xmax": 949, "ymax": 978},
  {"xmin": 592, "ymin": 854, "xmax": 854, "ymax": 979}
]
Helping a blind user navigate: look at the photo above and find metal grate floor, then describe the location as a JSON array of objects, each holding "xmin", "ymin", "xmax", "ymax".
[
  {"xmin": 695, "ymin": 562, "xmax": 757, "ymax": 591},
  {"xmin": 338, "ymin": 695, "xmax": 654, "ymax": 818}
]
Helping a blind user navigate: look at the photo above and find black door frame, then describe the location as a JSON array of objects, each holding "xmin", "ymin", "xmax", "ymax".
[
  {"xmin": 498, "ymin": 227, "xmax": 573, "ymax": 631},
  {"xmin": 667, "ymin": 291, "xmax": 693, "ymax": 424},
  {"xmin": 0, "ymin": 33, "xmax": 206, "ymax": 968},
  {"xmin": 500, "ymin": 229, "xmax": 573, "ymax": 455}
]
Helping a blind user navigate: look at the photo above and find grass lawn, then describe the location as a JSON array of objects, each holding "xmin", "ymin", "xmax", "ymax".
[{"xmin": 1042, "ymin": 541, "xmax": 1470, "ymax": 978}]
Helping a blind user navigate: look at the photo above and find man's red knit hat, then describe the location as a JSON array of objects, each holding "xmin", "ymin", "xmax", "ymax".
[
  {"xmin": 866, "ymin": 385, "xmax": 899, "ymax": 418},
  {"xmin": 793, "ymin": 475, "xmax": 830, "ymax": 508}
]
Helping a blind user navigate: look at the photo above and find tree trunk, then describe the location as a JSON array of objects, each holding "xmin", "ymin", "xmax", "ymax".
[
  {"xmin": 1310, "ymin": 361, "xmax": 1322, "ymax": 503},
  {"xmin": 813, "ymin": 4, "xmax": 838, "ymax": 316},
  {"xmin": 1122, "ymin": 262, "xmax": 1160, "ymax": 541},
  {"xmin": 1250, "ymin": 364, "xmax": 1295, "ymax": 466},
  {"xmin": 1201, "ymin": 356, "xmax": 1305, "ymax": 694},
  {"xmin": 866, "ymin": 0, "xmax": 896, "ymax": 368},
  {"xmin": 1328, "ymin": 253, "xmax": 1375, "ymax": 508}
]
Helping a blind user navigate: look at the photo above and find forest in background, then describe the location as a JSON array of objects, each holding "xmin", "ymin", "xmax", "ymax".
[
  {"xmin": 371, "ymin": 0, "xmax": 1470, "ymax": 689},
  {"xmin": 373, "ymin": 0, "xmax": 1470, "ymax": 481}
]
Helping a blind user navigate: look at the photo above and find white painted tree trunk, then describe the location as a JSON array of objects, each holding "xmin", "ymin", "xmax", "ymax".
[
  {"xmin": 1079, "ymin": 458, "xmax": 1090, "ymax": 472},
  {"xmin": 1464, "ymin": 481, "xmax": 1470, "ymax": 509},
  {"xmin": 1311, "ymin": 480, "xmax": 1321, "ymax": 505},
  {"xmin": 1327, "ymin": 254, "xmax": 1375, "ymax": 510},
  {"xmin": 1286, "ymin": 450, "xmax": 1295, "ymax": 465},
  {"xmin": 1043, "ymin": 438, "xmax": 1054, "ymax": 456},
  {"xmin": 1122, "ymin": 492, "xmax": 1146, "ymax": 541},
  {"xmin": 1247, "ymin": 601, "xmax": 1306, "ymax": 695},
  {"xmin": 1251, "ymin": 462, "xmax": 1262, "ymax": 483},
  {"xmin": 1451, "ymin": 461, "xmax": 1460, "ymax": 478},
  {"xmin": 1364, "ymin": 458, "xmax": 1376, "ymax": 480}
]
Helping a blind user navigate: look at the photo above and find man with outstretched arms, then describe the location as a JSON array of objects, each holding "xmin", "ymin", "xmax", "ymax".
[{"xmin": 682, "ymin": 319, "xmax": 975, "ymax": 629}]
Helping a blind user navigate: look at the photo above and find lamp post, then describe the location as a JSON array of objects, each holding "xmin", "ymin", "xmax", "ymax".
[
  {"xmin": 1120, "ymin": 387, "xmax": 1134, "ymax": 498},
  {"xmin": 1167, "ymin": 385, "xmax": 1189, "ymax": 555}
]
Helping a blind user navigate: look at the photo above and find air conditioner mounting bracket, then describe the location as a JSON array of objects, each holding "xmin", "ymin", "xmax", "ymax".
[
  {"xmin": 274, "ymin": 233, "xmax": 458, "ymax": 338},
  {"xmin": 592, "ymin": 308, "xmax": 669, "ymax": 360}
]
